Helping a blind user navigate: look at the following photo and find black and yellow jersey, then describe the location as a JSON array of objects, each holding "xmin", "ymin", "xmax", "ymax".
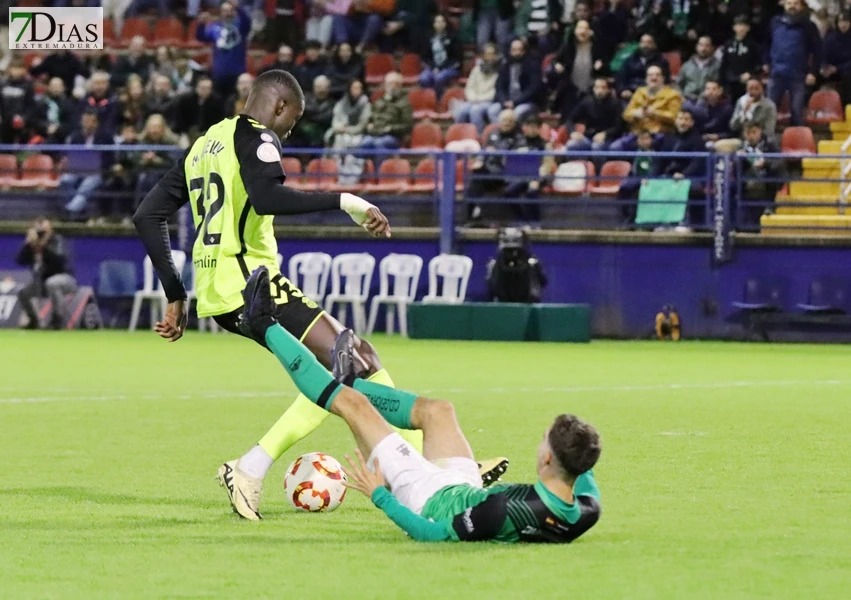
[{"xmin": 133, "ymin": 114, "xmax": 341, "ymax": 316}]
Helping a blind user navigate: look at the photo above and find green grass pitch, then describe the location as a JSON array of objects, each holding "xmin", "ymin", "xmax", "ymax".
[{"xmin": 1, "ymin": 331, "xmax": 850, "ymax": 599}]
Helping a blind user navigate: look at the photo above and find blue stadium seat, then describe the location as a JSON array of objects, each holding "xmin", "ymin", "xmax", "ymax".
[
  {"xmin": 732, "ymin": 277, "xmax": 787, "ymax": 311},
  {"xmin": 797, "ymin": 278, "xmax": 849, "ymax": 313},
  {"xmin": 97, "ymin": 260, "xmax": 138, "ymax": 298}
]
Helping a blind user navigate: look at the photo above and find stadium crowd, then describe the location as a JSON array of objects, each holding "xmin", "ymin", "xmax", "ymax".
[{"xmin": 0, "ymin": 0, "xmax": 848, "ymax": 226}]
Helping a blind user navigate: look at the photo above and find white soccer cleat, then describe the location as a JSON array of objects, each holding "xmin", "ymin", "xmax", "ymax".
[{"xmin": 216, "ymin": 459, "xmax": 263, "ymax": 521}]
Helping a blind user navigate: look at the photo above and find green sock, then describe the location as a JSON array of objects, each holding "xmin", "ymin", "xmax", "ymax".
[
  {"xmin": 351, "ymin": 378, "xmax": 417, "ymax": 429},
  {"xmin": 264, "ymin": 324, "xmax": 342, "ymax": 410}
]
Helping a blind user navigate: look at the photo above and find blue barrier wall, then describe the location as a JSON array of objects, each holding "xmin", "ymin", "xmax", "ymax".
[{"xmin": 3, "ymin": 232, "xmax": 850, "ymax": 339}]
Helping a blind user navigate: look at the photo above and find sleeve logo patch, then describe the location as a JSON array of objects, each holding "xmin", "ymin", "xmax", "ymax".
[
  {"xmin": 260, "ymin": 133, "xmax": 274, "ymax": 142},
  {"xmin": 257, "ymin": 142, "xmax": 280, "ymax": 163}
]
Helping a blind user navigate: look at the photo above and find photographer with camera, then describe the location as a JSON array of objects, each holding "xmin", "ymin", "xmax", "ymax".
[{"xmin": 16, "ymin": 218, "xmax": 77, "ymax": 330}]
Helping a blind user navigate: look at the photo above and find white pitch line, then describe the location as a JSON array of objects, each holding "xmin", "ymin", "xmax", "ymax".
[{"xmin": 0, "ymin": 379, "xmax": 845, "ymax": 406}]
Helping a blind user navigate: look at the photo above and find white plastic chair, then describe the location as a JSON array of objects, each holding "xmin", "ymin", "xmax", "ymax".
[
  {"xmin": 323, "ymin": 253, "xmax": 375, "ymax": 334},
  {"xmin": 366, "ymin": 254, "xmax": 423, "ymax": 336},
  {"xmin": 422, "ymin": 254, "xmax": 473, "ymax": 305},
  {"xmin": 288, "ymin": 252, "xmax": 332, "ymax": 304},
  {"xmin": 184, "ymin": 261, "xmax": 220, "ymax": 333},
  {"xmin": 129, "ymin": 250, "xmax": 187, "ymax": 332}
]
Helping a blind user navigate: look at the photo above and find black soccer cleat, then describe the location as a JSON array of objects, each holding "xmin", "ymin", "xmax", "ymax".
[
  {"xmin": 478, "ymin": 457, "xmax": 510, "ymax": 488},
  {"xmin": 331, "ymin": 328, "xmax": 358, "ymax": 386},
  {"xmin": 239, "ymin": 266, "xmax": 277, "ymax": 342}
]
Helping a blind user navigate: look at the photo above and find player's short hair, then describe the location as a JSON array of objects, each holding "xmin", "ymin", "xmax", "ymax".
[
  {"xmin": 252, "ymin": 69, "xmax": 304, "ymax": 105},
  {"xmin": 548, "ymin": 414, "xmax": 601, "ymax": 479}
]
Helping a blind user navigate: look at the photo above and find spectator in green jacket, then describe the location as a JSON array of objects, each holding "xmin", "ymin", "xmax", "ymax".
[{"xmin": 358, "ymin": 72, "xmax": 413, "ymax": 165}]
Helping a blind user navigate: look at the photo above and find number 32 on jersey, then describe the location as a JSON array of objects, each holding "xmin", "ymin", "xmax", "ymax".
[{"xmin": 190, "ymin": 172, "xmax": 225, "ymax": 246}]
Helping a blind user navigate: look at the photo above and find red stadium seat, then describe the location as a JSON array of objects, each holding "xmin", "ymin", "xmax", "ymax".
[
  {"xmin": 481, "ymin": 123, "xmax": 499, "ymax": 146},
  {"xmin": 444, "ymin": 123, "xmax": 479, "ymax": 144},
  {"xmin": 120, "ymin": 18, "xmax": 152, "ymax": 45},
  {"xmin": 399, "ymin": 53, "xmax": 422, "ymax": 85},
  {"xmin": 664, "ymin": 51, "xmax": 682, "ymax": 78},
  {"xmin": 410, "ymin": 158, "xmax": 438, "ymax": 192},
  {"xmin": 299, "ymin": 158, "xmax": 338, "ymax": 190},
  {"xmin": 458, "ymin": 57, "xmax": 474, "ymax": 86},
  {"xmin": 781, "ymin": 126, "xmax": 816, "ymax": 155},
  {"xmin": 103, "ymin": 19, "xmax": 117, "ymax": 46},
  {"xmin": 588, "ymin": 161, "xmax": 631, "ymax": 196},
  {"xmin": 435, "ymin": 87, "xmax": 466, "ymax": 119},
  {"xmin": 806, "ymin": 89, "xmax": 844, "ymax": 125},
  {"xmin": 0, "ymin": 154, "xmax": 19, "ymax": 187},
  {"xmin": 281, "ymin": 157, "xmax": 302, "ymax": 179},
  {"xmin": 153, "ymin": 18, "xmax": 185, "ymax": 45},
  {"xmin": 365, "ymin": 158, "xmax": 412, "ymax": 192},
  {"xmin": 554, "ymin": 125, "xmax": 569, "ymax": 148},
  {"xmin": 370, "ymin": 88, "xmax": 386, "ymax": 103},
  {"xmin": 408, "ymin": 88, "xmax": 438, "ymax": 120},
  {"xmin": 329, "ymin": 160, "xmax": 376, "ymax": 192},
  {"xmin": 185, "ymin": 19, "xmax": 206, "ymax": 49},
  {"xmin": 365, "ymin": 53, "xmax": 395, "ymax": 85},
  {"xmin": 410, "ymin": 122, "xmax": 443, "ymax": 150},
  {"xmin": 776, "ymin": 93, "xmax": 791, "ymax": 126},
  {"xmin": 14, "ymin": 154, "xmax": 58, "ymax": 189}
]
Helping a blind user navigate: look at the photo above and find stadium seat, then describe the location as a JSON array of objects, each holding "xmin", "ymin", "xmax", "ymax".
[
  {"xmin": 664, "ymin": 51, "xmax": 682, "ymax": 78},
  {"xmin": 185, "ymin": 19, "xmax": 206, "ymax": 49},
  {"xmin": 781, "ymin": 126, "xmax": 816, "ymax": 155},
  {"xmin": 288, "ymin": 252, "xmax": 332, "ymax": 304},
  {"xmin": 329, "ymin": 159, "xmax": 376, "ymax": 192},
  {"xmin": 481, "ymin": 123, "xmax": 499, "ymax": 146},
  {"xmin": 589, "ymin": 161, "xmax": 631, "ymax": 196},
  {"xmin": 776, "ymin": 93, "xmax": 791, "ymax": 125},
  {"xmin": 367, "ymin": 254, "xmax": 424, "ymax": 336},
  {"xmin": 408, "ymin": 88, "xmax": 438, "ymax": 120},
  {"xmin": 120, "ymin": 17, "xmax": 152, "ymax": 45},
  {"xmin": 458, "ymin": 57, "xmax": 474, "ymax": 85},
  {"xmin": 129, "ymin": 251, "xmax": 187, "ymax": 332},
  {"xmin": 806, "ymin": 89, "xmax": 844, "ymax": 125},
  {"xmin": 410, "ymin": 158, "xmax": 438, "ymax": 192},
  {"xmin": 324, "ymin": 253, "xmax": 376, "ymax": 334},
  {"xmin": 422, "ymin": 254, "xmax": 473, "ymax": 305},
  {"xmin": 97, "ymin": 260, "xmax": 138, "ymax": 328},
  {"xmin": 365, "ymin": 53, "xmax": 395, "ymax": 85},
  {"xmin": 369, "ymin": 87, "xmax": 385, "ymax": 103},
  {"xmin": 15, "ymin": 154, "xmax": 58, "ymax": 188},
  {"xmin": 0, "ymin": 154, "xmax": 18, "ymax": 187},
  {"xmin": 435, "ymin": 87, "xmax": 466, "ymax": 119},
  {"xmin": 797, "ymin": 277, "xmax": 849, "ymax": 313},
  {"xmin": 281, "ymin": 157, "xmax": 302, "ymax": 177},
  {"xmin": 365, "ymin": 158, "xmax": 412, "ymax": 192},
  {"xmin": 444, "ymin": 123, "xmax": 479, "ymax": 145},
  {"xmin": 551, "ymin": 160, "xmax": 594, "ymax": 195},
  {"xmin": 300, "ymin": 158, "xmax": 338, "ymax": 190},
  {"xmin": 410, "ymin": 122, "xmax": 443, "ymax": 150},
  {"xmin": 153, "ymin": 18, "xmax": 185, "ymax": 45},
  {"xmin": 731, "ymin": 277, "xmax": 788, "ymax": 326},
  {"xmin": 103, "ymin": 18, "xmax": 117, "ymax": 46},
  {"xmin": 399, "ymin": 53, "xmax": 422, "ymax": 85}
]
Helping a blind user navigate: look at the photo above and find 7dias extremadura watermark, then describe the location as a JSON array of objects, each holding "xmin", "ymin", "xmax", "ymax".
[{"xmin": 9, "ymin": 7, "xmax": 103, "ymax": 51}]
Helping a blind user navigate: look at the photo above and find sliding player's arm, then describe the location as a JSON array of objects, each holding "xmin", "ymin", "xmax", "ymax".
[
  {"xmin": 234, "ymin": 122, "xmax": 391, "ymax": 237},
  {"xmin": 132, "ymin": 160, "xmax": 190, "ymax": 341}
]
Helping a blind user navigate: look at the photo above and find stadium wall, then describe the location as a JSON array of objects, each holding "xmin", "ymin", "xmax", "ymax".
[{"xmin": 2, "ymin": 234, "xmax": 850, "ymax": 340}]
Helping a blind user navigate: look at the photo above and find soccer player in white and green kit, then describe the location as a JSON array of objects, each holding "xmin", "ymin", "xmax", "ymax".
[
  {"xmin": 133, "ymin": 70, "xmax": 508, "ymax": 521},
  {"xmin": 240, "ymin": 265, "xmax": 602, "ymax": 543}
]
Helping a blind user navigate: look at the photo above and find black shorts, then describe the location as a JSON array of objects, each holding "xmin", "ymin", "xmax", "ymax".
[{"xmin": 213, "ymin": 273, "xmax": 324, "ymax": 344}]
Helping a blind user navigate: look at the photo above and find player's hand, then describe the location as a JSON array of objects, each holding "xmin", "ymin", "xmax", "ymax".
[
  {"xmin": 363, "ymin": 206, "xmax": 391, "ymax": 238},
  {"xmin": 343, "ymin": 449, "xmax": 386, "ymax": 498},
  {"xmin": 154, "ymin": 300, "xmax": 188, "ymax": 342}
]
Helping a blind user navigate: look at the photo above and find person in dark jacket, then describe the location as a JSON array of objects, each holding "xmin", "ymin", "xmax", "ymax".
[
  {"xmin": 144, "ymin": 74, "xmax": 176, "ymax": 123},
  {"xmin": 332, "ymin": 2, "xmax": 384, "ymax": 54},
  {"xmin": 297, "ymin": 40, "xmax": 330, "ymax": 91},
  {"xmin": 691, "ymin": 0, "xmax": 733, "ymax": 48},
  {"xmin": 468, "ymin": 108, "xmax": 522, "ymax": 221},
  {"xmin": 765, "ymin": 0, "xmax": 822, "ymax": 126},
  {"xmin": 33, "ymin": 78, "xmax": 77, "ymax": 143},
  {"xmin": 260, "ymin": 45, "xmax": 299, "ymax": 77},
  {"xmin": 493, "ymin": 39, "xmax": 544, "ymax": 124},
  {"xmin": 505, "ymin": 114, "xmax": 548, "ymax": 222},
  {"xmin": 379, "ymin": 0, "xmax": 439, "ymax": 54},
  {"xmin": 548, "ymin": 19, "xmax": 606, "ymax": 117},
  {"xmin": 102, "ymin": 124, "xmax": 143, "ymax": 221},
  {"xmin": 0, "ymin": 59, "xmax": 37, "ymax": 144},
  {"xmin": 60, "ymin": 110, "xmax": 114, "ymax": 220},
  {"xmin": 821, "ymin": 11, "xmax": 851, "ymax": 105},
  {"xmin": 736, "ymin": 120, "xmax": 783, "ymax": 227},
  {"xmin": 29, "ymin": 50, "xmax": 89, "ymax": 97},
  {"xmin": 110, "ymin": 36, "xmax": 154, "ymax": 88},
  {"xmin": 16, "ymin": 217, "xmax": 77, "ymax": 330},
  {"xmin": 594, "ymin": 0, "xmax": 631, "ymax": 66},
  {"xmin": 475, "ymin": 0, "xmax": 515, "ymax": 50},
  {"xmin": 418, "ymin": 14, "xmax": 462, "ymax": 97},
  {"xmin": 565, "ymin": 78, "xmax": 623, "ymax": 151},
  {"xmin": 224, "ymin": 73, "xmax": 254, "ymax": 118},
  {"xmin": 79, "ymin": 71, "xmax": 119, "ymax": 138},
  {"xmin": 654, "ymin": 109, "xmax": 706, "ymax": 180},
  {"xmin": 328, "ymin": 44, "xmax": 365, "ymax": 98},
  {"xmin": 719, "ymin": 14, "xmax": 762, "ymax": 102},
  {"xmin": 290, "ymin": 75, "xmax": 335, "ymax": 148},
  {"xmin": 617, "ymin": 34, "xmax": 671, "ymax": 99},
  {"xmin": 171, "ymin": 77, "xmax": 225, "ymax": 140},
  {"xmin": 695, "ymin": 79, "xmax": 733, "ymax": 144},
  {"xmin": 195, "ymin": 0, "xmax": 251, "ymax": 97}
]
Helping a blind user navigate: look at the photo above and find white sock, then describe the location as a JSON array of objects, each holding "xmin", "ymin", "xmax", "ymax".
[{"xmin": 238, "ymin": 445, "xmax": 275, "ymax": 479}]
